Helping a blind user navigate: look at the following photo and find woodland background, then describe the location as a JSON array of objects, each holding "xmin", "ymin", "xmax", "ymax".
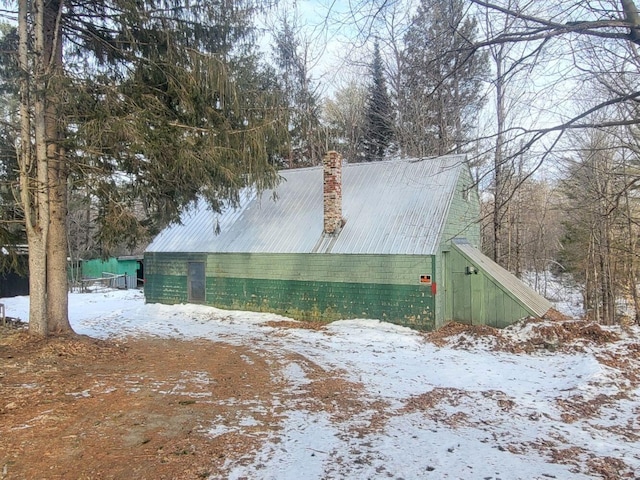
[{"xmin": 2, "ymin": 0, "xmax": 640, "ymax": 333}]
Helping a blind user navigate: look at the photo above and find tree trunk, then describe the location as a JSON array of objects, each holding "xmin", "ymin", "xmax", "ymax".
[
  {"xmin": 48, "ymin": 144, "xmax": 71, "ymax": 333},
  {"xmin": 623, "ymin": 170, "xmax": 640, "ymax": 324},
  {"xmin": 18, "ymin": 0, "xmax": 51, "ymax": 336},
  {"xmin": 19, "ymin": 0, "xmax": 72, "ymax": 336},
  {"xmin": 492, "ymin": 51, "xmax": 506, "ymax": 266},
  {"xmin": 44, "ymin": 0, "xmax": 72, "ymax": 334},
  {"xmin": 454, "ymin": 74, "xmax": 462, "ymax": 154},
  {"xmin": 599, "ymin": 161, "xmax": 616, "ymax": 325},
  {"xmin": 587, "ymin": 231, "xmax": 598, "ymax": 321}
]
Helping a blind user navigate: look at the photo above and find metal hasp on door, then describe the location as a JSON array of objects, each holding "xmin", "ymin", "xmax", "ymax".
[{"xmin": 188, "ymin": 262, "xmax": 205, "ymax": 303}]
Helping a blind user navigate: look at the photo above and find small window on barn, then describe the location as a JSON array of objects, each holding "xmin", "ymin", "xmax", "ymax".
[{"xmin": 462, "ymin": 185, "xmax": 470, "ymax": 202}]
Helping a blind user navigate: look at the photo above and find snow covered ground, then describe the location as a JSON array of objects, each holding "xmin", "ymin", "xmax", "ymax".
[{"xmin": 3, "ymin": 290, "xmax": 639, "ymax": 479}]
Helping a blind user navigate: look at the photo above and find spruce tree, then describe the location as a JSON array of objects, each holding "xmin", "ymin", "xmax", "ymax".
[
  {"xmin": 272, "ymin": 16, "xmax": 323, "ymax": 166},
  {"xmin": 0, "ymin": 25, "xmax": 21, "ymax": 250},
  {"xmin": 362, "ymin": 41, "xmax": 394, "ymax": 161},
  {"xmin": 9, "ymin": 0, "xmax": 287, "ymax": 336},
  {"xmin": 401, "ymin": 0, "xmax": 487, "ymax": 156}
]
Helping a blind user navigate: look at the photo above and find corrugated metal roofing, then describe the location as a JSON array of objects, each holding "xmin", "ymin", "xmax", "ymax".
[
  {"xmin": 451, "ymin": 238, "xmax": 553, "ymax": 317},
  {"xmin": 146, "ymin": 155, "xmax": 468, "ymax": 255}
]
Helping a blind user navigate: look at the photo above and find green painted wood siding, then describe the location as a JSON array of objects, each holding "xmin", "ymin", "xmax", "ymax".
[
  {"xmin": 445, "ymin": 248, "xmax": 530, "ymax": 327},
  {"xmin": 82, "ymin": 258, "xmax": 138, "ymax": 278},
  {"xmin": 439, "ymin": 166, "xmax": 481, "ymax": 247},
  {"xmin": 144, "ymin": 253, "xmax": 206, "ymax": 303},
  {"xmin": 434, "ymin": 165, "xmax": 481, "ymax": 328},
  {"xmin": 145, "ymin": 252, "xmax": 436, "ymax": 330}
]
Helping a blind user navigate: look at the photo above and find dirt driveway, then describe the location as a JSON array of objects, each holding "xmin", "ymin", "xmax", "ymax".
[
  {"xmin": 0, "ymin": 327, "xmax": 369, "ymax": 480},
  {"xmin": 2, "ymin": 317, "xmax": 638, "ymax": 480}
]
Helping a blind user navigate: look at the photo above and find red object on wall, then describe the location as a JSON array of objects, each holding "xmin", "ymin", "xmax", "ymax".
[{"xmin": 431, "ymin": 282, "xmax": 437, "ymax": 295}]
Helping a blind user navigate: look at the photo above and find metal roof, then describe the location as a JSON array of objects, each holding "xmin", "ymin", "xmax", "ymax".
[
  {"xmin": 146, "ymin": 155, "xmax": 468, "ymax": 255},
  {"xmin": 451, "ymin": 238, "xmax": 553, "ymax": 317}
]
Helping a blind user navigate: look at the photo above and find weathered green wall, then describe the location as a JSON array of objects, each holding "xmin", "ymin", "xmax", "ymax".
[
  {"xmin": 82, "ymin": 258, "xmax": 138, "ymax": 278},
  {"xmin": 145, "ymin": 252, "xmax": 436, "ymax": 329},
  {"xmin": 439, "ymin": 166, "xmax": 481, "ymax": 248},
  {"xmin": 445, "ymin": 247, "xmax": 531, "ymax": 328}
]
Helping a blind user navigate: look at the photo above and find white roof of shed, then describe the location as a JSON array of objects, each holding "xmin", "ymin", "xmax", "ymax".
[{"xmin": 146, "ymin": 155, "xmax": 468, "ymax": 255}]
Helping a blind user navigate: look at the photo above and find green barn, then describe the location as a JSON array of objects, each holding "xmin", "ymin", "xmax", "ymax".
[{"xmin": 144, "ymin": 153, "xmax": 551, "ymax": 330}]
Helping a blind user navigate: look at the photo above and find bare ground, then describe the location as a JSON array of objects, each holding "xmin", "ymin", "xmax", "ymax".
[
  {"xmin": 1, "ymin": 319, "xmax": 638, "ymax": 480},
  {"xmin": 0, "ymin": 327, "xmax": 371, "ymax": 480}
]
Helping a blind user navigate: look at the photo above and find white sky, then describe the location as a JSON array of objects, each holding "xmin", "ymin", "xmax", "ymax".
[{"xmin": 257, "ymin": 0, "xmax": 384, "ymax": 95}]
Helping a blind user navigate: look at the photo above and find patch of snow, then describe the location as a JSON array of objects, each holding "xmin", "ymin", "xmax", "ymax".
[
  {"xmin": 65, "ymin": 390, "xmax": 91, "ymax": 398},
  {"xmin": 227, "ymin": 411, "xmax": 339, "ymax": 480},
  {"xmin": 522, "ymin": 271, "xmax": 585, "ymax": 318},
  {"xmin": 3, "ymin": 289, "xmax": 639, "ymax": 478}
]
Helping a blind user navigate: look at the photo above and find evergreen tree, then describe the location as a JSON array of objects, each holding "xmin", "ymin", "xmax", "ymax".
[
  {"xmin": 362, "ymin": 42, "xmax": 394, "ymax": 161},
  {"xmin": 0, "ymin": 25, "xmax": 24, "ymax": 272},
  {"xmin": 400, "ymin": 0, "xmax": 487, "ymax": 156},
  {"xmin": 272, "ymin": 16, "xmax": 324, "ymax": 166},
  {"xmin": 9, "ymin": 0, "xmax": 287, "ymax": 336}
]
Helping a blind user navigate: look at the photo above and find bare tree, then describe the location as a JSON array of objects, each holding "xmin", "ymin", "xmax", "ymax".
[
  {"xmin": 480, "ymin": 0, "xmax": 544, "ymax": 267},
  {"xmin": 559, "ymin": 127, "xmax": 638, "ymax": 324},
  {"xmin": 322, "ymin": 82, "xmax": 368, "ymax": 162},
  {"xmin": 470, "ymin": 0, "xmax": 640, "ymax": 156}
]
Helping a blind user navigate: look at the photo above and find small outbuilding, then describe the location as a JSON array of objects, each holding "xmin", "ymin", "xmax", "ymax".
[
  {"xmin": 80, "ymin": 255, "xmax": 143, "ymax": 289},
  {"xmin": 0, "ymin": 246, "xmax": 29, "ymax": 298},
  {"xmin": 144, "ymin": 153, "xmax": 551, "ymax": 330}
]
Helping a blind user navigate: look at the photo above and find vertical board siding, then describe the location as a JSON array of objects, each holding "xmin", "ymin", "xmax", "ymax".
[
  {"xmin": 435, "ymin": 166, "xmax": 481, "ymax": 327},
  {"xmin": 445, "ymin": 247, "xmax": 532, "ymax": 327},
  {"xmin": 145, "ymin": 252, "xmax": 436, "ymax": 330},
  {"xmin": 81, "ymin": 258, "xmax": 139, "ymax": 278},
  {"xmin": 451, "ymin": 239, "xmax": 552, "ymax": 318}
]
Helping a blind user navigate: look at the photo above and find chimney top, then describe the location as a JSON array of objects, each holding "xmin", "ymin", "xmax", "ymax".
[{"xmin": 323, "ymin": 151, "xmax": 343, "ymax": 235}]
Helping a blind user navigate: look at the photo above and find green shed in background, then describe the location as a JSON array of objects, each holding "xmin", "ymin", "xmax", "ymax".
[
  {"xmin": 144, "ymin": 153, "xmax": 551, "ymax": 330},
  {"xmin": 81, "ymin": 256, "xmax": 143, "ymax": 289}
]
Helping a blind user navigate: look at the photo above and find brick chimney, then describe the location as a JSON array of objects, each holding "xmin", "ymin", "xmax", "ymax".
[{"xmin": 323, "ymin": 151, "xmax": 343, "ymax": 235}]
